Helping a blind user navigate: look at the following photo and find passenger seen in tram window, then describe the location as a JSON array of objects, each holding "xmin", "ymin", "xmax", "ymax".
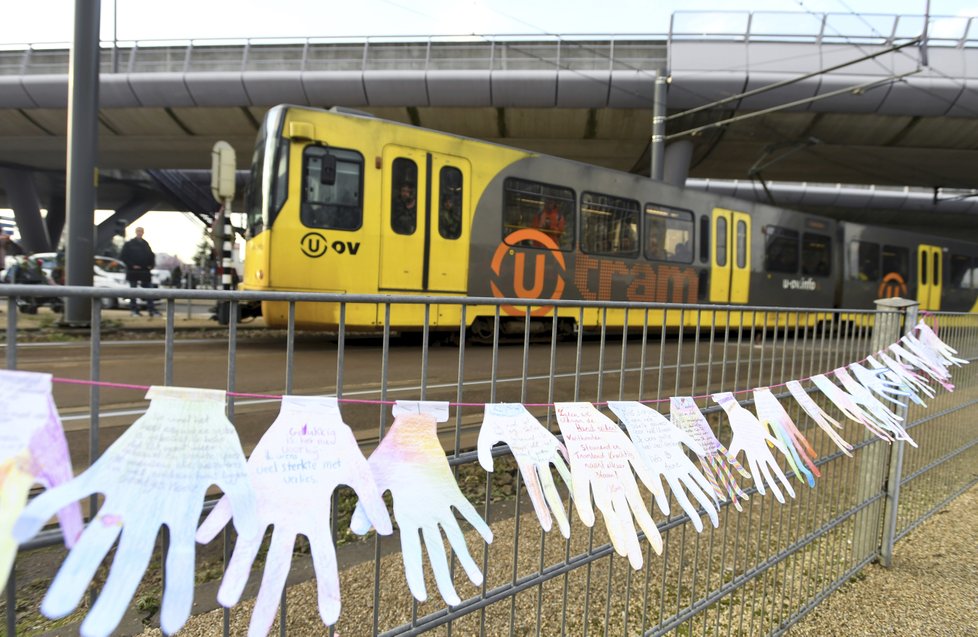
[
  {"xmin": 392, "ymin": 182, "xmax": 417, "ymax": 234},
  {"xmin": 532, "ymin": 199, "xmax": 566, "ymax": 241},
  {"xmin": 647, "ymin": 233, "xmax": 665, "ymax": 260},
  {"xmin": 674, "ymin": 239, "xmax": 691, "ymax": 262},
  {"xmin": 440, "ymin": 194, "xmax": 461, "ymax": 239}
]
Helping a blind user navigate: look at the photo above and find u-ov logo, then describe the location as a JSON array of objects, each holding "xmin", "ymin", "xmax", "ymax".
[
  {"xmin": 489, "ymin": 228, "xmax": 566, "ymax": 317},
  {"xmin": 300, "ymin": 232, "xmax": 329, "ymax": 258},
  {"xmin": 878, "ymin": 272, "xmax": 907, "ymax": 299}
]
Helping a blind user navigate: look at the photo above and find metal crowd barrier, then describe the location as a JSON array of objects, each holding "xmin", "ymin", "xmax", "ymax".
[{"xmin": 1, "ymin": 284, "xmax": 976, "ymax": 636}]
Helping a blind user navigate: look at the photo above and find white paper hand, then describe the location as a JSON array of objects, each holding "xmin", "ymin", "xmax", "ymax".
[
  {"xmin": 554, "ymin": 402, "xmax": 662, "ymax": 570},
  {"xmin": 607, "ymin": 401, "xmax": 719, "ymax": 532},
  {"xmin": 196, "ymin": 396, "xmax": 391, "ymax": 636},
  {"xmin": 914, "ymin": 321, "xmax": 968, "ymax": 368},
  {"xmin": 477, "ymin": 403, "xmax": 572, "ymax": 537},
  {"xmin": 785, "ymin": 381, "xmax": 853, "ymax": 456},
  {"xmin": 867, "ymin": 354, "xmax": 930, "ymax": 407},
  {"xmin": 0, "ymin": 371, "xmax": 83, "ymax": 591},
  {"xmin": 349, "ymin": 402, "xmax": 492, "ymax": 606},
  {"xmin": 834, "ymin": 368, "xmax": 916, "ymax": 447},
  {"xmin": 809, "ymin": 374, "xmax": 893, "ymax": 442},
  {"xmin": 669, "ymin": 397, "xmax": 750, "ymax": 511},
  {"xmin": 848, "ymin": 362, "xmax": 910, "ymax": 406},
  {"xmin": 13, "ymin": 386, "xmax": 259, "ymax": 637},
  {"xmin": 713, "ymin": 393, "xmax": 795, "ymax": 503}
]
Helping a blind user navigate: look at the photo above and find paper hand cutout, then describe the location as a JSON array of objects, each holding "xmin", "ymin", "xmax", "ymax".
[
  {"xmin": 13, "ymin": 386, "xmax": 258, "ymax": 637},
  {"xmin": 834, "ymin": 368, "xmax": 916, "ymax": 447},
  {"xmin": 554, "ymin": 402, "xmax": 662, "ymax": 569},
  {"xmin": 669, "ymin": 397, "xmax": 750, "ymax": 511},
  {"xmin": 868, "ymin": 354, "xmax": 930, "ymax": 407},
  {"xmin": 914, "ymin": 321, "xmax": 968, "ymax": 369},
  {"xmin": 607, "ymin": 401, "xmax": 719, "ymax": 532},
  {"xmin": 889, "ymin": 342, "xmax": 954, "ymax": 392},
  {"xmin": 752, "ymin": 388, "xmax": 819, "ymax": 487},
  {"xmin": 0, "ymin": 370, "xmax": 83, "ymax": 591},
  {"xmin": 197, "ymin": 396, "xmax": 390, "ymax": 637},
  {"xmin": 477, "ymin": 403, "xmax": 572, "ymax": 537},
  {"xmin": 350, "ymin": 401, "xmax": 492, "ymax": 606},
  {"xmin": 785, "ymin": 381, "xmax": 853, "ymax": 456},
  {"xmin": 848, "ymin": 362, "xmax": 911, "ymax": 406},
  {"xmin": 713, "ymin": 393, "xmax": 795, "ymax": 503},
  {"xmin": 810, "ymin": 374, "xmax": 893, "ymax": 442}
]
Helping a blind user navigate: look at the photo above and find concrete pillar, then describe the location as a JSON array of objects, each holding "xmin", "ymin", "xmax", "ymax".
[
  {"xmin": 0, "ymin": 168, "xmax": 51, "ymax": 254},
  {"xmin": 95, "ymin": 195, "xmax": 158, "ymax": 253},
  {"xmin": 45, "ymin": 191, "xmax": 66, "ymax": 248}
]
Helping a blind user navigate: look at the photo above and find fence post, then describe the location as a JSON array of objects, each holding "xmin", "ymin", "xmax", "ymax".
[
  {"xmin": 852, "ymin": 297, "xmax": 918, "ymax": 565},
  {"xmin": 879, "ymin": 299, "xmax": 919, "ymax": 566}
]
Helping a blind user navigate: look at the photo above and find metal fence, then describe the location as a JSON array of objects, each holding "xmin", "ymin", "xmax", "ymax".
[{"xmin": 1, "ymin": 284, "xmax": 976, "ymax": 637}]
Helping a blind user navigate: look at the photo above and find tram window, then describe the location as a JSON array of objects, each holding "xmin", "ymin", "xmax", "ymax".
[
  {"xmin": 716, "ymin": 217, "xmax": 727, "ymax": 267},
  {"xmin": 764, "ymin": 226, "xmax": 799, "ymax": 273},
  {"xmin": 644, "ymin": 205, "xmax": 693, "ymax": 262},
  {"xmin": 581, "ymin": 192, "xmax": 639, "ymax": 257},
  {"xmin": 438, "ymin": 167, "xmax": 463, "ymax": 240},
  {"xmin": 933, "ymin": 251, "xmax": 941, "ymax": 285},
  {"xmin": 502, "ymin": 177, "xmax": 575, "ymax": 251},
  {"xmin": 882, "ymin": 245, "xmax": 909, "ymax": 282},
  {"xmin": 699, "ymin": 215, "xmax": 709, "ymax": 263},
  {"xmin": 801, "ymin": 233, "xmax": 832, "ymax": 276},
  {"xmin": 391, "ymin": 158, "xmax": 418, "ymax": 235},
  {"xmin": 270, "ymin": 140, "xmax": 290, "ymax": 223},
  {"xmin": 850, "ymin": 241, "xmax": 879, "ymax": 281},
  {"xmin": 300, "ymin": 146, "xmax": 363, "ymax": 231},
  {"xmin": 950, "ymin": 254, "xmax": 973, "ymax": 289}
]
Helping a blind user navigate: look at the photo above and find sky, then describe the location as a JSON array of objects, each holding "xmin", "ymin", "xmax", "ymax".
[{"xmin": 4, "ymin": 0, "xmax": 978, "ymax": 262}]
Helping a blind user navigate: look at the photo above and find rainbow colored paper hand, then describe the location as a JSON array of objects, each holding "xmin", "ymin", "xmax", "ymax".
[
  {"xmin": 669, "ymin": 397, "xmax": 750, "ymax": 511},
  {"xmin": 0, "ymin": 370, "xmax": 82, "ymax": 591},
  {"xmin": 197, "ymin": 396, "xmax": 390, "ymax": 636},
  {"xmin": 554, "ymin": 402, "xmax": 662, "ymax": 570},
  {"xmin": 13, "ymin": 386, "xmax": 258, "ymax": 637},
  {"xmin": 713, "ymin": 392, "xmax": 795, "ymax": 503},
  {"xmin": 785, "ymin": 381, "xmax": 853, "ymax": 456},
  {"xmin": 350, "ymin": 401, "xmax": 492, "ymax": 606},
  {"xmin": 607, "ymin": 401, "xmax": 719, "ymax": 533},
  {"xmin": 752, "ymin": 388, "xmax": 819, "ymax": 488},
  {"xmin": 478, "ymin": 403, "xmax": 572, "ymax": 537}
]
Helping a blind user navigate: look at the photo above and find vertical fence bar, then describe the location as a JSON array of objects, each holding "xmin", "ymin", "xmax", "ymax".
[
  {"xmin": 223, "ymin": 299, "xmax": 239, "ymax": 637},
  {"xmin": 4, "ymin": 296, "xmax": 15, "ymax": 369},
  {"xmin": 282, "ymin": 301, "xmax": 295, "ymax": 637}
]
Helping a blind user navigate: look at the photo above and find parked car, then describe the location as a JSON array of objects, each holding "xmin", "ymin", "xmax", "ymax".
[{"xmin": 28, "ymin": 252, "xmax": 132, "ymax": 309}]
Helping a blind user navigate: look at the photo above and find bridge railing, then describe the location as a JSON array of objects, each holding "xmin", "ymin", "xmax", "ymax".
[{"xmin": 1, "ymin": 284, "xmax": 976, "ymax": 636}]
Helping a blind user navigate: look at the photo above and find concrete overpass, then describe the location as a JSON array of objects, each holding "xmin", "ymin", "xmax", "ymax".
[{"xmin": 3, "ymin": 10, "xmax": 978, "ymax": 251}]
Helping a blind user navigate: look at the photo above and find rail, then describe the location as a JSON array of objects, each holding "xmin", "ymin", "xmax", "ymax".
[{"xmin": 0, "ymin": 285, "xmax": 975, "ymax": 636}]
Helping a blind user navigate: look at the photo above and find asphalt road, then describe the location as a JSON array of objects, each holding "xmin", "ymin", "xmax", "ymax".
[{"xmin": 7, "ymin": 327, "xmax": 866, "ymax": 471}]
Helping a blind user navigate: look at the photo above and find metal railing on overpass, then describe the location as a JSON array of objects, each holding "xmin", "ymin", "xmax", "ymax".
[
  {"xmin": 2, "ymin": 11, "xmax": 977, "ymax": 78},
  {"xmin": 1, "ymin": 284, "xmax": 976, "ymax": 636}
]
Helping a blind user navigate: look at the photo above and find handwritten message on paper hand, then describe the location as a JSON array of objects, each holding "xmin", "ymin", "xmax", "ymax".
[
  {"xmin": 554, "ymin": 402, "xmax": 662, "ymax": 570},
  {"xmin": 13, "ymin": 386, "xmax": 258, "ymax": 637},
  {"xmin": 0, "ymin": 370, "xmax": 82, "ymax": 590},
  {"xmin": 713, "ymin": 393, "xmax": 795, "ymax": 503},
  {"xmin": 607, "ymin": 401, "xmax": 719, "ymax": 533},
  {"xmin": 197, "ymin": 396, "xmax": 390, "ymax": 637},
  {"xmin": 477, "ymin": 403, "xmax": 572, "ymax": 538},
  {"xmin": 669, "ymin": 397, "xmax": 750, "ymax": 512},
  {"xmin": 349, "ymin": 401, "xmax": 492, "ymax": 606}
]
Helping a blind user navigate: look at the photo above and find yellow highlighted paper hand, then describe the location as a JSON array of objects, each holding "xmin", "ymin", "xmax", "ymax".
[{"xmin": 350, "ymin": 401, "xmax": 492, "ymax": 606}]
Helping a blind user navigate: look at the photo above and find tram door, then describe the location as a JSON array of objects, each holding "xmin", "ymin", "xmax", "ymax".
[
  {"xmin": 916, "ymin": 244, "xmax": 943, "ymax": 310},
  {"xmin": 379, "ymin": 145, "xmax": 470, "ymax": 294},
  {"xmin": 709, "ymin": 208, "xmax": 751, "ymax": 304}
]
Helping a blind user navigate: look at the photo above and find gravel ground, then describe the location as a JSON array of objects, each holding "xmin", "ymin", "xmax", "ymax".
[
  {"xmin": 134, "ymin": 482, "xmax": 977, "ymax": 637},
  {"xmin": 786, "ymin": 483, "xmax": 978, "ymax": 637}
]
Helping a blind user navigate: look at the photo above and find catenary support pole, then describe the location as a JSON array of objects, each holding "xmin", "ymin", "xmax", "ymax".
[
  {"xmin": 650, "ymin": 71, "xmax": 668, "ymax": 181},
  {"xmin": 64, "ymin": 0, "xmax": 100, "ymax": 325}
]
